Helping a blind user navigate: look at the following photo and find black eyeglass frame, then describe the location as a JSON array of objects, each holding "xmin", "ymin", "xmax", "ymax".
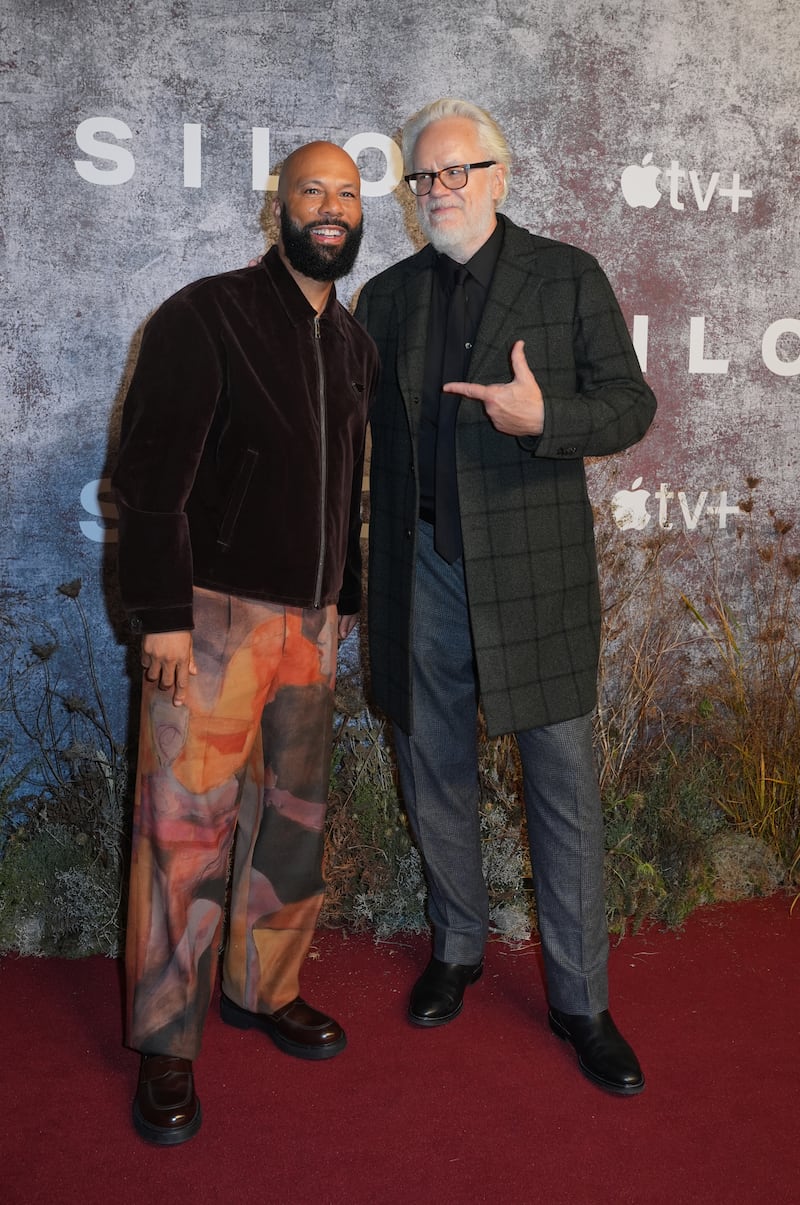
[{"xmin": 403, "ymin": 160, "xmax": 497, "ymax": 196}]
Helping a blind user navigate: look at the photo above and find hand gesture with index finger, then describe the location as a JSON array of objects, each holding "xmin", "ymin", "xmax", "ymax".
[{"xmin": 443, "ymin": 339, "xmax": 544, "ymax": 437}]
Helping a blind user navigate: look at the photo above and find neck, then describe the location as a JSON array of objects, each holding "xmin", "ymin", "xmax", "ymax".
[{"xmin": 276, "ymin": 245, "xmax": 334, "ymax": 314}]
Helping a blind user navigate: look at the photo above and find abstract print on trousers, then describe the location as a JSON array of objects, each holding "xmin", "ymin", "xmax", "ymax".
[{"xmin": 125, "ymin": 587, "xmax": 338, "ymax": 1060}]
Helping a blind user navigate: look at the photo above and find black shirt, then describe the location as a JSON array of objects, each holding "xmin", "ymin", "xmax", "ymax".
[{"xmin": 418, "ymin": 221, "xmax": 504, "ymax": 514}]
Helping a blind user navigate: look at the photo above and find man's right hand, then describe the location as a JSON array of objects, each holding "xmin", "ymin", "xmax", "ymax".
[{"xmin": 141, "ymin": 631, "xmax": 197, "ymax": 706}]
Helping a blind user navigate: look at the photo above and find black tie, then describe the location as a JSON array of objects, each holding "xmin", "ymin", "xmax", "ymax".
[{"xmin": 435, "ymin": 262, "xmax": 469, "ymax": 563}]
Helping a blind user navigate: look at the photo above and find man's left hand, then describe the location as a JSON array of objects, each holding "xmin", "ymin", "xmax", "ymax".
[
  {"xmin": 442, "ymin": 339, "xmax": 544, "ymax": 437},
  {"xmin": 338, "ymin": 614, "xmax": 359, "ymax": 640}
]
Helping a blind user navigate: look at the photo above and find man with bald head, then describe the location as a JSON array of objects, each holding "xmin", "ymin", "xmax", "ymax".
[{"xmin": 113, "ymin": 139, "xmax": 377, "ymax": 1145}]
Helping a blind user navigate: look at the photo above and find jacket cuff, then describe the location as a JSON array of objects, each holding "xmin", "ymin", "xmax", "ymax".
[
  {"xmin": 129, "ymin": 605, "xmax": 195, "ymax": 635},
  {"xmin": 337, "ymin": 587, "xmax": 362, "ymax": 618}
]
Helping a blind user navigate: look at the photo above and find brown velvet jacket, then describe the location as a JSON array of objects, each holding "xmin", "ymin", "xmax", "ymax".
[{"xmin": 112, "ymin": 247, "xmax": 378, "ymax": 633}]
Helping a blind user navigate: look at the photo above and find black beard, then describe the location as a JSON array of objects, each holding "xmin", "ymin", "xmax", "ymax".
[{"xmin": 279, "ymin": 208, "xmax": 364, "ymax": 282}]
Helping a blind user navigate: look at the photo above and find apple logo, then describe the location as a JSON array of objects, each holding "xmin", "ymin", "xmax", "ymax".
[
  {"xmin": 611, "ymin": 477, "xmax": 652, "ymax": 530},
  {"xmin": 620, "ymin": 153, "xmax": 662, "ymax": 209}
]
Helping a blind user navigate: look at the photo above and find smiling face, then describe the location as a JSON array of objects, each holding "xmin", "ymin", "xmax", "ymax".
[
  {"xmin": 273, "ymin": 141, "xmax": 364, "ymax": 283},
  {"xmin": 412, "ymin": 117, "xmax": 506, "ymax": 262}
]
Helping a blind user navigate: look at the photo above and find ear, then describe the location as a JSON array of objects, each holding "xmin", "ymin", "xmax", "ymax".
[
  {"xmin": 491, "ymin": 163, "xmax": 506, "ymax": 202},
  {"xmin": 272, "ymin": 196, "xmax": 282, "ymax": 224}
]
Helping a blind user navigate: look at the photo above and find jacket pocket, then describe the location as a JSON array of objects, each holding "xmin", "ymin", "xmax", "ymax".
[{"xmin": 217, "ymin": 448, "xmax": 258, "ymax": 551}]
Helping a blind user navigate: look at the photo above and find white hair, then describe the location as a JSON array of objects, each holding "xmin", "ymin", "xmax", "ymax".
[{"xmin": 401, "ymin": 98, "xmax": 511, "ymax": 204}]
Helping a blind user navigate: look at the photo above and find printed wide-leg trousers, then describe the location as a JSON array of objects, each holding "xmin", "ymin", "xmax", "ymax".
[{"xmin": 125, "ymin": 587, "xmax": 338, "ymax": 1060}]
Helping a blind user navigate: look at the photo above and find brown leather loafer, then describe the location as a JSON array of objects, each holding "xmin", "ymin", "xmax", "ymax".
[
  {"xmin": 220, "ymin": 993, "xmax": 346, "ymax": 1060},
  {"xmin": 132, "ymin": 1054, "xmax": 202, "ymax": 1145}
]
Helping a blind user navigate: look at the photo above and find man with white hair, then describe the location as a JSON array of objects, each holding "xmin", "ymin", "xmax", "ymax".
[{"xmin": 356, "ymin": 99, "xmax": 656, "ymax": 1095}]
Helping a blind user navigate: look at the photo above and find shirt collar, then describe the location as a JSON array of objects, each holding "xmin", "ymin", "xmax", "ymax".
[{"xmin": 437, "ymin": 218, "xmax": 504, "ymax": 290}]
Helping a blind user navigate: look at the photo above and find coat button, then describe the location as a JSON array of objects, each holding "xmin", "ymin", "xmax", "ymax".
[{"xmin": 404, "ymin": 528, "xmax": 412, "ymax": 539}]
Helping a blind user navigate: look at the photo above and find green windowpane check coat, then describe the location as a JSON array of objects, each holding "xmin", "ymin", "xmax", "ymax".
[{"xmin": 355, "ymin": 215, "xmax": 657, "ymax": 738}]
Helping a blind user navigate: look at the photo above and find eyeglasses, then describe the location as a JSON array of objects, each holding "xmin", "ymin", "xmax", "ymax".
[{"xmin": 403, "ymin": 161, "xmax": 497, "ymax": 196}]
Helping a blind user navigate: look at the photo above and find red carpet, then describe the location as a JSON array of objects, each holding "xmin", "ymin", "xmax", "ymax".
[{"xmin": 1, "ymin": 896, "xmax": 796, "ymax": 1205}]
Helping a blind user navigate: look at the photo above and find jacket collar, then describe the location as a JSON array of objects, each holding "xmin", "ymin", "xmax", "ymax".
[{"xmin": 259, "ymin": 245, "xmax": 347, "ymax": 334}]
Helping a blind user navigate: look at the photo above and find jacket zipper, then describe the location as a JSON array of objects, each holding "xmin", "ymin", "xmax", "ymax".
[{"xmin": 312, "ymin": 314, "xmax": 327, "ymax": 607}]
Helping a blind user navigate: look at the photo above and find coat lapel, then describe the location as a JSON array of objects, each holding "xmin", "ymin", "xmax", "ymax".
[
  {"xmin": 396, "ymin": 220, "xmax": 546, "ymax": 433},
  {"xmin": 397, "ymin": 245, "xmax": 435, "ymax": 435},
  {"xmin": 467, "ymin": 217, "xmax": 546, "ymax": 385}
]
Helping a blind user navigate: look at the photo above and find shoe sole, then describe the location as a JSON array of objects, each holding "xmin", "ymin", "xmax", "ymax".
[
  {"xmin": 408, "ymin": 1000, "xmax": 465, "ymax": 1027},
  {"xmin": 407, "ymin": 963, "xmax": 484, "ymax": 1028},
  {"xmin": 548, "ymin": 1012, "xmax": 645, "ymax": 1096},
  {"xmin": 220, "ymin": 996, "xmax": 347, "ymax": 1061},
  {"xmin": 132, "ymin": 1101, "xmax": 202, "ymax": 1146}
]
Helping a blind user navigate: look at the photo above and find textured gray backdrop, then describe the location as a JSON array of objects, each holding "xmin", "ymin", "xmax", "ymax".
[{"xmin": 1, "ymin": 0, "xmax": 798, "ymax": 748}]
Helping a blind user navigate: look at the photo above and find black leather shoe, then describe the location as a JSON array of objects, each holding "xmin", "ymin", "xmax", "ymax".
[
  {"xmin": 548, "ymin": 1007, "xmax": 645, "ymax": 1095},
  {"xmin": 408, "ymin": 957, "xmax": 484, "ymax": 1027},
  {"xmin": 132, "ymin": 1054, "xmax": 202, "ymax": 1145},
  {"xmin": 220, "ymin": 993, "xmax": 346, "ymax": 1060}
]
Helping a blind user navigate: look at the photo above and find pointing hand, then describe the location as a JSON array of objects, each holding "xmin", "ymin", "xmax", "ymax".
[{"xmin": 442, "ymin": 340, "xmax": 544, "ymax": 437}]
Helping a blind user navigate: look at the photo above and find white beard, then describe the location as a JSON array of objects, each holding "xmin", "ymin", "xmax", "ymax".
[{"xmin": 417, "ymin": 191, "xmax": 497, "ymax": 260}]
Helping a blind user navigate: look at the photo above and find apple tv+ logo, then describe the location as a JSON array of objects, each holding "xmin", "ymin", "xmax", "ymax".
[
  {"xmin": 611, "ymin": 479, "xmax": 743, "ymax": 532},
  {"xmin": 620, "ymin": 155, "xmax": 752, "ymax": 212}
]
